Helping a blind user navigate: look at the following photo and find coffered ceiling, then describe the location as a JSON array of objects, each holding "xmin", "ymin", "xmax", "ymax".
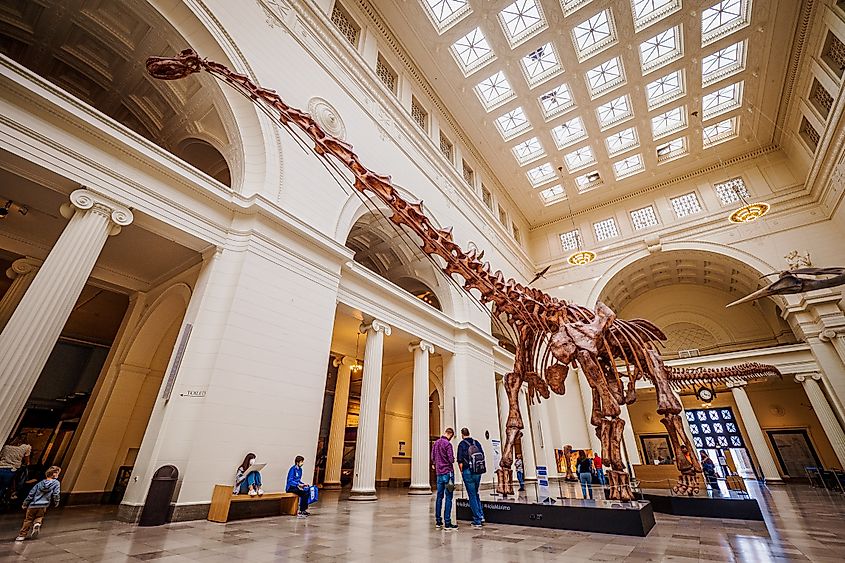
[{"xmin": 373, "ymin": 0, "xmax": 801, "ymax": 227}]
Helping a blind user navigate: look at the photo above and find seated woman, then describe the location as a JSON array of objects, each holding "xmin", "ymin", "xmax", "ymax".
[
  {"xmin": 233, "ymin": 453, "xmax": 264, "ymax": 496},
  {"xmin": 286, "ymin": 455, "xmax": 310, "ymax": 518}
]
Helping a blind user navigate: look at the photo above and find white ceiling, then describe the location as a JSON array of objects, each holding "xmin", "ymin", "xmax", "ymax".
[{"xmin": 374, "ymin": 0, "xmax": 799, "ymax": 227}]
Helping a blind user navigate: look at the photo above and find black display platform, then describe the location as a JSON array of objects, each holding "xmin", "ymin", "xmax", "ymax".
[
  {"xmin": 640, "ymin": 492, "xmax": 764, "ymax": 521},
  {"xmin": 456, "ymin": 498, "xmax": 655, "ymax": 536}
]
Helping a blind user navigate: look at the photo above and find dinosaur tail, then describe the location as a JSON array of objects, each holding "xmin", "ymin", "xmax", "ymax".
[{"xmin": 667, "ymin": 362, "xmax": 780, "ymax": 391}]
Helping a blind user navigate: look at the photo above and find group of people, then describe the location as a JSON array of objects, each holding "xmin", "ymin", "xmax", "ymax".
[
  {"xmin": 234, "ymin": 453, "xmax": 314, "ymax": 518},
  {"xmin": 575, "ymin": 451, "xmax": 605, "ymax": 500},
  {"xmin": 431, "ymin": 427, "xmax": 487, "ymax": 530}
]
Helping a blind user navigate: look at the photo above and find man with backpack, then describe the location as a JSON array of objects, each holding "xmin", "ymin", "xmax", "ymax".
[{"xmin": 456, "ymin": 427, "xmax": 486, "ymax": 528}]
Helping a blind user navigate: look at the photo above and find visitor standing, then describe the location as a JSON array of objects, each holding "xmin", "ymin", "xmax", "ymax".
[
  {"xmin": 700, "ymin": 450, "xmax": 718, "ymax": 489},
  {"xmin": 514, "ymin": 453, "xmax": 525, "ymax": 492},
  {"xmin": 286, "ymin": 455, "xmax": 312, "ymax": 518},
  {"xmin": 431, "ymin": 428, "xmax": 457, "ymax": 530},
  {"xmin": 233, "ymin": 453, "xmax": 264, "ymax": 496},
  {"xmin": 15, "ymin": 466, "xmax": 61, "ymax": 542},
  {"xmin": 0, "ymin": 436, "xmax": 31, "ymax": 501},
  {"xmin": 577, "ymin": 451, "xmax": 593, "ymax": 500},
  {"xmin": 592, "ymin": 452, "xmax": 605, "ymax": 486},
  {"xmin": 457, "ymin": 428, "xmax": 486, "ymax": 528}
]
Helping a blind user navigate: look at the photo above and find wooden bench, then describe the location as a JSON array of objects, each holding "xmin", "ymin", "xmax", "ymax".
[{"xmin": 207, "ymin": 484, "xmax": 298, "ymax": 523}]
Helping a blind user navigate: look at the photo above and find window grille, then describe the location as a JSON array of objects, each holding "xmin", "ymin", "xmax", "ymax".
[
  {"xmin": 593, "ymin": 218, "xmax": 619, "ymax": 241},
  {"xmin": 498, "ymin": 206, "xmax": 508, "ymax": 225},
  {"xmin": 376, "ymin": 56, "xmax": 397, "ymax": 93},
  {"xmin": 821, "ymin": 32, "xmax": 845, "ymax": 78},
  {"xmin": 410, "ymin": 98, "xmax": 428, "ymax": 131},
  {"xmin": 439, "ymin": 133, "xmax": 454, "ymax": 162},
  {"xmin": 512, "ymin": 224, "xmax": 521, "ymax": 242},
  {"xmin": 670, "ymin": 192, "xmax": 702, "ymax": 217},
  {"xmin": 630, "ymin": 206, "xmax": 658, "ymax": 230},
  {"xmin": 559, "ymin": 229, "xmax": 581, "ymax": 251},
  {"xmin": 331, "ymin": 4, "xmax": 360, "ymax": 47},
  {"xmin": 809, "ymin": 79, "xmax": 833, "ymax": 119},
  {"xmin": 714, "ymin": 177, "xmax": 749, "ymax": 204},
  {"xmin": 462, "ymin": 161, "xmax": 474, "ymax": 185},
  {"xmin": 481, "ymin": 185, "xmax": 493, "ymax": 209},
  {"xmin": 799, "ymin": 117, "xmax": 820, "ymax": 152}
]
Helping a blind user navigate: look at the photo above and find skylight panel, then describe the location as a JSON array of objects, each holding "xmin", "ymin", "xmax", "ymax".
[
  {"xmin": 630, "ymin": 205, "xmax": 659, "ymax": 229},
  {"xmin": 656, "ymin": 136, "xmax": 688, "ymax": 162},
  {"xmin": 564, "ymin": 146, "xmax": 596, "ymax": 172},
  {"xmin": 613, "ymin": 154, "xmax": 645, "ymax": 179},
  {"xmin": 559, "ymin": 229, "xmax": 582, "ymax": 251},
  {"xmin": 499, "ymin": 0, "xmax": 547, "ymax": 47},
  {"xmin": 596, "ymin": 95, "xmax": 632, "ymax": 129},
  {"xmin": 671, "ymin": 192, "xmax": 702, "ymax": 217},
  {"xmin": 521, "ymin": 42, "xmax": 562, "ymax": 86},
  {"xmin": 646, "ymin": 70, "xmax": 685, "ymax": 110},
  {"xmin": 540, "ymin": 184, "xmax": 566, "ymax": 204},
  {"xmin": 702, "ymin": 116, "xmax": 739, "ymax": 147},
  {"xmin": 571, "ymin": 9, "xmax": 617, "ymax": 61},
  {"xmin": 605, "ymin": 127, "xmax": 639, "ymax": 155},
  {"xmin": 632, "ymin": 0, "xmax": 682, "ymax": 32},
  {"xmin": 702, "ymin": 41, "xmax": 745, "ymax": 86},
  {"xmin": 495, "ymin": 107, "xmax": 531, "ymax": 139},
  {"xmin": 701, "ymin": 0, "xmax": 751, "ymax": 46},
  {"xmin": 552, "ymin": 116, "xmax": 587, "ymax": 148},
  {"xmin": 474, "ymin": 71, "xmax": 515, "ymax": 110},
  {"xmin": 513, "ymin": 137, "xmax": 545, "ymax": 165},
  {"xmin": 527, "ymin": 162, "xmax": 556, "ymax": 186},
  {"xmin": 539, "ymin": 84, "xmax": 574, "ymax": 118},
  {"xmin": 639, "ymin": 25, "xmax": 683, "ymax": 73},
  {"xmin": 651, "ymin": 105, "xmax": 686, "ymax": 138},
  {"xmin": 575, "ymin": 171, "xmax": 603, "ymax": 191},
  {"xmin": 714, "ymin": 177, "xmax": 750, "ymax": 204},
  {"xmin": 422, "ymin": 0, "xmax": 471, "ymax": 32},
  {"xmin": 451, "ymin": 28, "xmax": 494, "ymax": 74},
  {"xmin": 594, "ymin": 218, "xmax": 620, "ymax": 241},
  {"xmin": 702, "ymin": 81, "xmax": 743, "ymax": 119},
  {"xmin": 585, "ymin": 56, "xmax": 625, "ymax": 97}
]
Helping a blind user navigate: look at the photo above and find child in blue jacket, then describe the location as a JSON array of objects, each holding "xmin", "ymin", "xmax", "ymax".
[
  {"xmin": 16, "ymin": 465, "xmax": 61, "ymax": 541},
  {"xmin": 286, "ymin": 456, "xmax": 311, "ymax": 518}
]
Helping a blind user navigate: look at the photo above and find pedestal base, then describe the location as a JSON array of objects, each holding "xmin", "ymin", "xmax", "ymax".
[
  {"xmin": 349, "ymin": 490, "xmax": 377, "ymax": 501},
  {"xmin": 456, "ymin": 498, "xmax": 655, "ymax": 536},
  {"xmin": 408, "ymin": 486, "xmax": 432, "ymax": 495},
  {"xmin": 639, "ymin": 492, "xmax": 764, "ymax": 520},
  {"xmin": 322, "ymin": 482, "xmax": 342, "ymax": 490}
]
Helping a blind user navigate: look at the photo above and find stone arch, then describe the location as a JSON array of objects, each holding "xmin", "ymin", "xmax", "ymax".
[
  {"xmin": 334, "ymin": 184, "xmax": 443, "ymax": 243},
  {"xmin": 171, "ymin": 137, "xmax": 232, "ymax": 187}
]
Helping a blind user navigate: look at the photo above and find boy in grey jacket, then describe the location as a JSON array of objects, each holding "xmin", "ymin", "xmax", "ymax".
[{"xmin": 15, "ymin": 465, "xmax": 61, "ymax": 541}]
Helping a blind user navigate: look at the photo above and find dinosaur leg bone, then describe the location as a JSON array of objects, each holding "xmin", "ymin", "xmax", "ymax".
[{"xmin": 496, "ymin": 371, "xmax": 523, "ymax": 496}]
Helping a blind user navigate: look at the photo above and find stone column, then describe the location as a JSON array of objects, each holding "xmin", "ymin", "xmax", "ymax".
[
  {"xmin": 409, "ymin": 341, "xmax": 434, "ymax": 494},
  {"xmin": 496, "ymin": 377, "xmax": 509, "ymax": 446},
  {"xmin": 0, "ymin": 258, "xmax": 42, "ymax": 332},
  {"xmin": 350, "ymin": 320, "xmax": 391, "ymax": 500},
  {"xmin": 620, "ymin": 404, "xmax": 642, "ymax": 466},
  {"xmin": 518, "ymin": 387, "xmax": 537, "ymax": 480},
  {"xmin": 576, "ymin": 368, "xmax": 602, "ymax": 454},
  {"xmin": 728, "ymin": 382, "xmax": 783, "ymax": 482},
  {"xmin": 0, "ymin": 189, "xmax": 132, "ymax": 441},
  {"xmin": 324, "ymin": 356, "xmax": 354, "ymax": 490},
  {"xmin": 795, "ymin": 373, "xmax": 845, "ymax": 468}
]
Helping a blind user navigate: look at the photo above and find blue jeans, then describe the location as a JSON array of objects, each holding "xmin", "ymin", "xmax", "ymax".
[
  {"xmin": 0, "ymin": 468, "xmax": 15, "ymax": 499},
  {"xmin": 461, "ymin": 469, "xmax": 484, "ymax": 525},
  {"xmin": 595, "ymin": 468, "xmax": 605, "ymax": 486},
  {"xmin": 238, "ymin": 471, "xmax": 262, "ymax": 494},
  {"xmin": 434, "ymin": 473, "xmax": 453, "ymax": 525},
  {"xmin": 579, "ymin": 472, "xmax": 593, "ymax": 499},
  {"xmin": 516, "ymin": 470, "xmax": 525, "ymax": 490}
]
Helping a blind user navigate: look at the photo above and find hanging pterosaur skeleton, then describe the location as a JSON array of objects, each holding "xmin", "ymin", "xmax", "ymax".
[{"xmin": 147, "ymin": 50, "xmax": 781, "ymax": 500}]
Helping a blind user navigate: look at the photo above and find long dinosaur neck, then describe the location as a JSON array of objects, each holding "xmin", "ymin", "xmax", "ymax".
[{"xmin": 147, "ymin": 50, "xmax": 564, "ymax": 333}]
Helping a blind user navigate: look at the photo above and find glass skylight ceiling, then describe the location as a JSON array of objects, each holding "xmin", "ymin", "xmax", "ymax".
[
  {"xmin": 416, "ymin": 0, "xmax": 757, "ymax": 205},
  {"xmin": 571, "ymin": 9, "xmax": 616, "ymax": 61}
]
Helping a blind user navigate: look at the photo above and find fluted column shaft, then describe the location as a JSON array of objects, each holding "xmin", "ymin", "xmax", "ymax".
[
  {"xmin": 324, "ymin": 356, "xmax": 354, "ymax": 489},
  {"xmin": 0, "ymin": 189, "xmax": 133, "ymax": 441},
  {"xmin": 796, "ymin": 373, "xmax": 845, "ymax": 468},
  {"xmin": 518, "ymin": 387, "xmax": 537, "ymax": 480},
  {"xmin": 409, "ymin": 341, "xmax": 434, "ymax": 494},
  {"xmin": 0, "ymin": 258, "xmax": 42, "ymax": 332},
  {"xmin": 350, "ymin": 320, "xmax": 390, "ymax": 500},
  {"xmin": 728, "ymin": 383, "xmax": 783, "ymax": 482}
]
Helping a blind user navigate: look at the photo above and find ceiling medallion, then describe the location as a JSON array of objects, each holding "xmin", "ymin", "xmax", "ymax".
[
  {"xmin": 729, "ymin": 202, "xmax": 770, "ymax": 223},
  {"xmin": 568, "ymin": 250, "xmax": 596, "ymax": 265}
]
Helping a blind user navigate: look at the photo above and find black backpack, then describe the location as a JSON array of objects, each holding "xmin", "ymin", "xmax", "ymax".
[{"xmin": 467, "ymin": 440, "xmax": 486, "ymax": 474}]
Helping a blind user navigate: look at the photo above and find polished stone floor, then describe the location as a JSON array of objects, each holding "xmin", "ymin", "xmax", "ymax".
[{"xmin": 0, "ymin": 483, "xmax": 843, "ymax": 562}]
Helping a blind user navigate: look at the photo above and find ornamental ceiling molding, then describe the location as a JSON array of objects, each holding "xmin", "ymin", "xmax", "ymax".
[
  {"xmin": 257, "ymin": 0, "xmax": 534, "ymax": 272},
  {"xmin": 773, "ymin": 0, "xmax": 818, "ymax": 143},
  {"xmin": 530, "ymin": 144, "xmax": 783, "ymax": 231}
]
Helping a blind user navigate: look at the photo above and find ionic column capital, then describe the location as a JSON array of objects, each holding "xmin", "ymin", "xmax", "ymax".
[
  {"xmin": 6, "ymin": 257, "xmax": 42, "ymax": 279},
  {"xmin": 794, "ymin": 373, "xmax": 822, "ymax": 384},
  {"xmin": 333, "ymin": 355, "xmax": 356, "ymax": 368},
  {"xmin": 361, "ymin": 319, "xmax": 391, "ymax": 336},
  {"xmin": 727, "ymin": 381, "xmax": 748, "ymax": 390},
  {"xmin": 819, "ymin": 329, "xmax": 840, "ymax": 343},
  {"xmin": 60, "ymin": 189, "xmax": 134, "ymax": 234},
  {"xmin": 409, "ymin": 340, "xmax": 434, "ymax": 354}
]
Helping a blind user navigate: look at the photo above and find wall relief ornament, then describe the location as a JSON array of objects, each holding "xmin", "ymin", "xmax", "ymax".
[
  {"xmin": 308, "ymin": 97, "xmax": 346, "ymax": 140},
  {"xmin": 784, "ymin": 250, "xmax": 811, "ymax": 270}
]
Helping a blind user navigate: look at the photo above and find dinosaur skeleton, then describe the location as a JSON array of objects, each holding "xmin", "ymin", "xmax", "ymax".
[
  {"xmin": 147, "ymin": 50, "xmax": 781, "ymax": 500},
  {"xmin": 729, "ymin": 268, "xmax": 845, "ymax": 307}
]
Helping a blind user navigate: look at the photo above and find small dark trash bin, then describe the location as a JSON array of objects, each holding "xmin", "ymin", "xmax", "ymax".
[{"xmin": 138, "ymin": 465, "xmax": 178, "ymax": 526}]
